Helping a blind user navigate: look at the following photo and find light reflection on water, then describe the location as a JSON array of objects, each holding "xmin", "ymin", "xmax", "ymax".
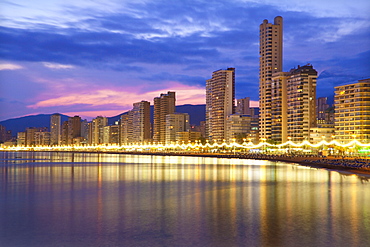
[{"xmin": 1, "ymin": 151, "xmax": 369, "ymax": 247}]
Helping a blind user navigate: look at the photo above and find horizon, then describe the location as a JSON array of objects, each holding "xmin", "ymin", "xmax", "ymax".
[{"xmin": 1, "ymin": 0, "xmax": 369, "ymax": 121}]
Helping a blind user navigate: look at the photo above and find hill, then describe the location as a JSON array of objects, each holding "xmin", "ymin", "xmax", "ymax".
[
  {"xmin": 0, "ymin": 114, "xmax": 69, "ymax": 136},
  {"xmin": 0, "ymin": 105, "xmax": 206, "ymax": 135}
]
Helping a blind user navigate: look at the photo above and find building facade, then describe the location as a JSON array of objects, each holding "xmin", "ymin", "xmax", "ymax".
[
  {"xmin": 270, "ymin": 65, "xmax": 317, "ymax": 143},
  {"xmin": 153, "ymin": 92, "xmax": 176, "ymax": 143},
  {"xmin": 317, "ymin": 97, "xmax": 329, "ymax": 122},
  {"xmin": 103, "ymin": 124, "xmax": 120, "ymax": 144},
  {"xmin": 90, "ymin": 116, "xmax": 108, "ymax": 144},
  {"xmin": 225, "ymin": 114, "xmax": 259, "ymax": 143},
  {"xmin": 271, "ymin": 72, "xmax": 289, "ymax": 143},
  {"xmin": 334, "ymin": 78, "xmax": 370, "ymax": 143},
  {"xmin": 120, "ymin": 113, "xmax": 133, "ymax": 145},
  {"xmin": 286, "ymin": 65, "xmax": 317, "ymax": 142},
  {"xmin": 50, "ymin": 113, "xmax": 61, "ymax": 145},
  {"xmin": 68, "ymin": 116, "xmax": 81, "ymax": 144},
  {"xmin": 259, "ymin": 16, "xmax": 283, "ymax": 141},
  {"xmin": 206, "ymin": 68, "xmax": 235, "ymax": 142},
  {"xmin": 236, "ymin": 97, "xmax": 252, "ymax": 115},
  {"xmin": 165, "ymin": 113, "xmax": 190, "ymax": 144},
  {"xmin": 132, "ymin": 101, "xmax": 151, "ymax": 143}
]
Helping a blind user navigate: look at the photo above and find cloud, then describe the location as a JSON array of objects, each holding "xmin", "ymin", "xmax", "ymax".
[
  {"xmin": 0, "ymin": 0, "xmax": 369, "ymax": 121},
  {"xmin": 27, "ymin": 82, "xmax": 205, "ymax": 116},
  {"xmin": 0, "ymin": 63, "xmax": 23, "ymax": 70},
  {"xmin": 42, "ymin": 62, "xmax": 74, "ymax": 69}
]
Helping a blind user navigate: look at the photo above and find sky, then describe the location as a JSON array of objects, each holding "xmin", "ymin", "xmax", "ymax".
[{"xmin": 0, "ymin": 0, "xmax": 369, "ymax": 121}]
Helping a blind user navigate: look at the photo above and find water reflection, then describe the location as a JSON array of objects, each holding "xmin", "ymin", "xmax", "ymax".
[{"xmin": 1, "ymin": 151, "xmax": 369, "ymax": 247}]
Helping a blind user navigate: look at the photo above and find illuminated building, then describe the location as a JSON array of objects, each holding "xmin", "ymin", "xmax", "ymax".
[
  {"xmin": 50, "ymin": 113, "xmax": 61, "ymax": 145},
  {"xmin": 0, "ymin": 124, "xmax": 6, "ymax": 143},
  {"xmin": 317, "ymin": 97, "xmax": 329, "ymax": 122},
  {"xmin": 206, "ymin": 68, "xmax": 235, "ymax": 142},
  {"xmin": 334, "ymin": 78, "xmax": 370, "ymax": 143},
  {"xmin": 61, "ymin": 121, "xmax": 68, "ymax": 145},
  {"xmin": 225, "ymin": 114, "xmax": 259, "ymax": 143},
  {"xmin": 271, "ymin": 72, "xmax": 289, "ymax": 142},
  {"xmin": 154, "ymin": 92, "xmax": 176, "ymax": 143},
  {"xmin": 120, "ymin": 113, "xmax": 132, "ymax": 145},
  {"xmin": 103, "ymin": 124, "xmax": 120, "ymax": 144},
  {"xmin": 34, "ymin": 131, "xmax": 51, "ymax": 145},
  {"xmin": 23, "ymin": 127, "xmax": 48, "ymax": 146},
  {"xmin": 68, "ymin": 116, "xmax": 81, "ymax": 144},
  {"xmin": 132, "ymin": 101, "xmax": 151, "ymax": 143},
  {"xmin": 90, "ymin": 116, "xmax": 108, "ymax": 144},
  {"xmin": 80, "ymin": 120, "xmax": 89, "ymax": 143},
  {"xmin": 270, "ymin": 65, "xmax": 317, "ymax": 143},
  {"xmin": 259, "ymin": 16, "xmax": 283, "ymax": 141},
  {"xmin": 119, "ymin": 101, "xmax": 151, "ymax": 145},
  {"xmin": 176, "ymin": 131, "xmax": 201, "ymax": 143},
  {"xmin": 17, "ymin": 132, "xmax": 26, "ymax": 146},
  {"xmin": 236, "ymin": 97, "xmax": 252, "ymax": 115},
  {"xmin": 286, "ymin": 65, "xmax": 317, "ymax": 142},
  {"xmin": 309, "ymin": 127, "xmax": 335, "ymax": 144},
  {"xmin": 165, "ymin": 113, "xmax": 189, "ymax": 144}
]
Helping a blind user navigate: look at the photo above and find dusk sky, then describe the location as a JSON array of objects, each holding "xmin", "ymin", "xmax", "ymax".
[{"xmin": 1, "ymin": 0, "xmax": 369, "ymax": 121}]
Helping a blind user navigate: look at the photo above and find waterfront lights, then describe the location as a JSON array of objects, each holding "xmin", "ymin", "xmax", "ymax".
[{"xmin": 1, "ymin": 140, "xmax": 370, "ymax": 153}]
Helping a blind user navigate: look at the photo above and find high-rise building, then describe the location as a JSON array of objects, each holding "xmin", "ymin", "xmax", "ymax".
[
  {"xmin": 25, "ymin": 127, "xmax": 48, "ymax": 146},
  {"xmin": 259, "ymin": 16, "xmax": 283, "ymax": 141},
  {"xmin": 103, "ymin": 124, "xmax": 120, "ymax": 144},
  {"xmin": 317, "ymin": 97, "xmax": 329, "ymax": 122},
  {"xmin": 17, "ymin": 132, "xmax": 26, "ymax": 146},
  {"xmin": 132, "ymin": 101, "xmax": 151, "ymax": 143},
  {"xmin": 236, "ymin": 97, "xmax": 252, "ymax": 115},
  {"xmin": 271, "ymin": 72, "xmax": 289, "ymax": 142},
  {"xmin": 120, "ymin": 113, "xmax": 133, "ymax": 145},
  {"xmin": 0, "ymin": 124, "xmax": 6, "ymax": 143},
  {"xmin": 68, "ymin": 116, "xmax": 81, "ymax": 144},
  {"xmin": 287, "ymin": 65, "xmax": 317, "ymax": 142},
  {"xmin": 90, "ymin": 116, "xmax": 108, "ymax": 144},
  {"xmin": 271, "ymin": 65, "xmax": 317, "ymax": 143},
  {"xmin": 225, "ymin": 114, "xmax": 255, "ymax": 142},
  {"xmin": 50, "ymin": 113, "xmax": 61, "ymax": 145},
  {"xmin": 165, "ymin": 113, "xmax": 190, "ymax": 144},
  {"xmin": 61, "ymin": 121, "xmax": 69, "ymax": 145},
  {"xmin": 334, "ymin": 78, "xmax": 370, "ymax": 143},
  {"xmin": 80, "ymin": 119, "xmax": 89, "ymax": 143},
  {"xmin": 206, "ymin": 68, "xmax": 235, "ymax": 142},
  {"xmin": 34, "ymin": 131, "xmax": 51, "ymax": 145},
  {"xmin": 153, "ymin": 92, "xmax": 176, "ymax": 143}
]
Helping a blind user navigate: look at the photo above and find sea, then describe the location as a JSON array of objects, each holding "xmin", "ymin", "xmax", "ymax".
[{"xmin": 1, "ymin": 151, "xmax": 369, "ymax": 247}]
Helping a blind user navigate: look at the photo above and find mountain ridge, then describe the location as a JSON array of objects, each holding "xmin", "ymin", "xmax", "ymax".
[{"xmin": 0, "ymin": 105, "xmax": 206, "ymax": 136}]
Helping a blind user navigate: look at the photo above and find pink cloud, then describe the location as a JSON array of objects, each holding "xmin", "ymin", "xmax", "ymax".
[
  {"xmin": 27, "ymin": 82, "xmax": 205, "ymax": 113},
  {"xmin": 250, "ymin": 100, "xmax": 259, "ymax": 107}
]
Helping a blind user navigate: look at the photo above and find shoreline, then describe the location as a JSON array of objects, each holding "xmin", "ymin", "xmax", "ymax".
[{"xmin": 2, "ymin": 149, "xmax": 370, "ymax": 176}]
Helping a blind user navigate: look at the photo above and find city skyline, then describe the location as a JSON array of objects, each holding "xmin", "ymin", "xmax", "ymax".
[{"xmin": 1, "ymin": 0, "xmax": 369, "ymax": 121}]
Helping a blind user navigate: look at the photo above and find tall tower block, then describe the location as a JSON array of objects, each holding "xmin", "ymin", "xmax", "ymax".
[
  {"xmin": 206, "ymin": 68, "xmax": 235, "ymax": 142},
  {"xmin": 259, "ymin": 16, "xmax": 283, "ymax": 140}
]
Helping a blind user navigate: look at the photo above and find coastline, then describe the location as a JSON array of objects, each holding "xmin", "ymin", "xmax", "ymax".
[{"xmin": 2, "ymin": 149, "xmax": 370, "ymax": 176}]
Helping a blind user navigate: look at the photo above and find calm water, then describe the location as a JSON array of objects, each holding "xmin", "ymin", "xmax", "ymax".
[{"xmin": 1, "ymin": 151, "xmax": 369, "ymax": 247}]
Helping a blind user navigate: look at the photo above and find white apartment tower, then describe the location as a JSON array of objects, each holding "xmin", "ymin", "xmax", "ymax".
[
  {"xmin": 334, "ymin": 78, "xmax": 370, "ymax": 144},
  {"xmin": 259, "ymin": 16, "xmax": 283, "ymax": 141},
  {"xmin": 206, "ymin": 68, "xmax": 235, "ymax": 142}
]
